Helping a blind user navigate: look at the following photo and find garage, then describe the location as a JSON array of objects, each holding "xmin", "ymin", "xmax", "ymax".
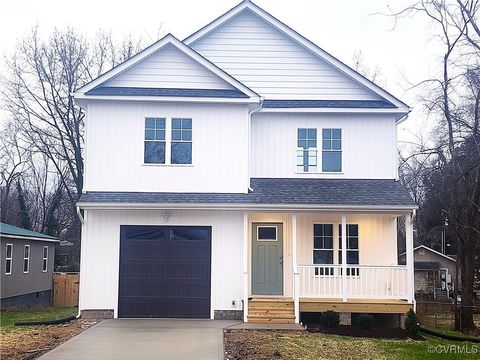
[{"xmin": 118, "ymin": 225, "xmax": 211, "ymax": 318}]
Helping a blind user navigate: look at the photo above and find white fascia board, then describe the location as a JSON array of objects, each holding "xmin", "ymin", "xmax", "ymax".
[
  {"xmin": 184, "ymin": 1, "xmax": 411, "ymax": 111},
  {"xmin": 73, "ymin": 34, "xmax": 259, "ymax": 100},
  {"xmin": 74, "ymin": 94, "xmax": 258, "ymax": 105},
  {"xmin": 1, "ymin": 234, "xmax": 60, "ymax": 243},
  {"xmin": 77, "ymin": 202, "xmax": 418, "ymax": 213},
  {"xmin": 259, "ymin": 107, "xmax": 409, "ymax": 114}
]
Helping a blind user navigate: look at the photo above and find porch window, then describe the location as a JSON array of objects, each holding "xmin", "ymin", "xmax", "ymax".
[
  {"xmin": 313, "ymin": 224, "xmax": 334, "ymax": 275},
  {"xmin": 339, "ymin": 224, "xmax": 359, "ymax": 276},
  {"xmin": 322, "ymin": 128, "xmax": 342, "ymax": 172},
  {"xmin": 297, "ymin": 128, "xmax": 317, "ymax": 172},
  {"xmin": 144, "ymin": 118, "xmax": 166, "ymax": 164},
  {"xmin": 171, "ymin": 118, "xmax": 192, "ymax": 164}
]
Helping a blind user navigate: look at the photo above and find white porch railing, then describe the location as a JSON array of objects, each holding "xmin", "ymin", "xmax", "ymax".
[{"xmin": 298, "ymin": 264, "xmax": 409, "ymax": 300}]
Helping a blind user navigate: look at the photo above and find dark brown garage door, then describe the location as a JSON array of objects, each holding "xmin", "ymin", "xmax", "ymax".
[{"xmin": 118, "ymin": 225, "xmax": 211, "ymax": 318}]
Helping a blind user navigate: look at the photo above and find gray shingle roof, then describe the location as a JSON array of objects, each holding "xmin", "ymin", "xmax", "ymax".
[
  {"xmin": 85, "ymin": 86, "xmax": 249, "ymax": 98},
  {"xmin": 262, "ymin": 100, "xmax": 396, "ymax": 109},
  {"xmin": 0, "ymin": 222, "xmax": 59, "ymax": 241},
  {"xmin": 78, "ymin": 178, "xmax": 416, "ymax": 207}
]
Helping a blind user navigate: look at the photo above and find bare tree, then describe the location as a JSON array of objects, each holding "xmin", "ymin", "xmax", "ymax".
[
  {"xmin": 1, "ymin": 27, "xmax": 149, "ymax": 269},
  {"xmin": 391, "ymin": 0, "xmax": 480, "ymax": 333}
]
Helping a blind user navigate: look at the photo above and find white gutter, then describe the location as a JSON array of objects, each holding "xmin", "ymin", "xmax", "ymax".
[
  {"xmin": 0, "ymin": 234, "xmax": 60, "ymax": 243},
  {"xmin": 247, "ymin": 98, "xmax": 264, "ymax": 191},
  {"xmin": 77, "ymin": 202, "xmax": 418, "ymax": 212}
]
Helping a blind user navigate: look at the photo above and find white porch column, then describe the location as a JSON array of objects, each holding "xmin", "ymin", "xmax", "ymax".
[
  {"xmin": 292, "ymin": 214, "xmax": 300, "ymax": 324},
  {"xmin": 405, "ymin": 212, "xmax": 415, "ymax": 304},
  {"xmin": 243, "ymin": 211, "xmax": 249, "ymax": 322},
  {"xmin": 341, "ymin": 215, "xmax": 347, "ymax": 302}
]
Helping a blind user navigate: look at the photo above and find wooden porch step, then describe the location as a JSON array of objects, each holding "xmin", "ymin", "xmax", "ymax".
[
  {"xmin": 248, "ymin": 298, "xmax": 295, "ymax": 324},
  {"xmin": 249, "ymin": 302, "xmax": 294, "ymax": 309},
  {"xmin": 248, "ymin": 315, "xmax": 296, "ymax": 324}
]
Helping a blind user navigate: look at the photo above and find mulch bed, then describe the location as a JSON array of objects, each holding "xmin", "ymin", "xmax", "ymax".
[
  {"xmin": 305, "ymin": 324, "xmax": 410, "ymax": 339},
  {"xmin": 1, "ymin": 319, "xmax": 99, "ymax": 360}
]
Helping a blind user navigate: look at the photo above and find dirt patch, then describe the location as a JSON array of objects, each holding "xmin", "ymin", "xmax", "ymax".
[
  {"xmin": 1, "ymin": 319, "xmax": 99, "ymax": 360},
  {"xmin": 224, "ymin": 329, "xmax": 393, "ymax": 360},
  {"xmin": 305, "ymin": 324, "xmax": 410, "ymax": 339}
]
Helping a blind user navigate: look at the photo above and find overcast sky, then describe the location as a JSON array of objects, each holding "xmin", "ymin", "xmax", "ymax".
[{"xmin": 0, "ymin": 0, "xmax": 442, "ymax": 143}]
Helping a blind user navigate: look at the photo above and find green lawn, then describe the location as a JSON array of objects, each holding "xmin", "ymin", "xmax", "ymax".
[
  {"xmin": 0, "ymin": 307, "xmax": 77, "ymax": 331},
  {"xmin": 382, "ymin": 335, "xmax": 479, "ymax": 360},
  {"xmin": 224, "ymin": 330, "xmax": 480, "ymax": 360}
]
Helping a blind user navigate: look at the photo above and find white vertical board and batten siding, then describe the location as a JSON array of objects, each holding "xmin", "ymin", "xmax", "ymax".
[
  {"xmin": 191, "ymin": 10, "xmax": 382, "ymax": 100},
  {"xmin": 78, "ymin": 209, "xmax": 244, "ymax": 318},
  {"xmin": 103, "ymin": 44, "xmax": 235, "ymax": 90},
  {"xmin": 250, "ymin": 112, "xmax": 397, "ymax": 179},
  {"xmin": 85, "ymin": 101, "xmax": 249, "ymax": 193}
]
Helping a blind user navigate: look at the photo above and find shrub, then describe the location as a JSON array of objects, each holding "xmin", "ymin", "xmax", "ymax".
[
  {"xmin": 356, "ymin": 314, "xmax": 375, "ymax": 330},
  {"xmin": 319, "ymin": 311, "xmax": 340, "ymax": 328},
  {"xmin": 404, "ymin": 309, "xmax": 419, "ymax": 336}
]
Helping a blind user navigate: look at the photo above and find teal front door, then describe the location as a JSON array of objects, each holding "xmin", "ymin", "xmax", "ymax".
[{"xmin": 252, "ymin": 223, "xmax": 283, "ymax": 295}]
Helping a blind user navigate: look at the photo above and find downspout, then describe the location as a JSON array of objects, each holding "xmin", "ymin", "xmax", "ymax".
[
  {"xmin": 76, "ymin": 206, "xmax": 84, "ymax": 225},
  {"xmin": 247, "ymin": 98, "xmax": 264, "ymax": 191},
  {"xmin": 75, "ymin": 205, "xmax": 84, "ymax": 319},
  {"xmin": 395, "ymin": 113, "xmax": 409, "ymax": 181},
  {"xmin": 412, "ymin": 208, "xmax": 417, "ymax": 312}
]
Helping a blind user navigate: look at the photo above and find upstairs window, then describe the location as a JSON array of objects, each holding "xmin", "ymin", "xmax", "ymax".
[
  {"xmin": 297, "ymin": 129, "xmax": 317, "ymax": 172},
  {"xmin": 322, "ymin": 129, "xmax": 342, "ymax": 172},
  {"xmin": 144, "ymin": 118, "xmax": 166, "ymax": 164},
  {"xmin": 171, "ymin": 118, "xmax": 192, "ymax": 164},
  {"xmin": 5, "ymin": 244, "xmax": 12, "ymax": 275},
  {"xmin": 23, "ymin": 245, "xmax": 30, "ymax": 273},
  {"xmin": 42, "ymin": 246, "xmax": 48, "ymax": 272}
]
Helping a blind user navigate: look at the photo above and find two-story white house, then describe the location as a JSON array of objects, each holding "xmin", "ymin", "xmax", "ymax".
[{"xmin": 75, "ymin": 0, "xmax": 417, "ymax": 325}]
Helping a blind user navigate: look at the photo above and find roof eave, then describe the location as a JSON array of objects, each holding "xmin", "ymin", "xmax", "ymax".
[
  {"xmin": 77, "ymin": 201, "xmax": 418, "ymax": 213},
  {"xmin": 1, "ymin": 233, "xmax": 60, "ymax": 242}
]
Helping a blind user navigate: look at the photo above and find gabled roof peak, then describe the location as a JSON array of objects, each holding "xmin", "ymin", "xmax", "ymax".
[
  {"xmin": 74, "ymin": 32, "xmax": 259, "ymax": 101},
  {"xmin": 184, "ymin": 0, "xmax": 410, "ymax": 112}
]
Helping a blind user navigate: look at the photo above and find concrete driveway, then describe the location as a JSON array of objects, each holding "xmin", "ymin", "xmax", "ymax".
[{"xmin": 39, "ymin": 319, "xmax": 242, "ymax": 360}]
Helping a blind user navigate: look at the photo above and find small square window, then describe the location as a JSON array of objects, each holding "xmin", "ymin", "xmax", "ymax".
[{"xmin": 257, "ymin": 226, "xmax": 277, "ymax": 241}]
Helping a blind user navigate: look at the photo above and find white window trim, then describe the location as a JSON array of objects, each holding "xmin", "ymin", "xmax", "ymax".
[
  {"xmin": 312, "ymin": 223, "xmax": 335, "ymax": 263},
  {"xmin": 143, "ymin": 116, "xmax": 194, "ymax": 166},
  {"xmin": 294, "ymin": 128, "xmax": 344, "ymax": 174},
  {"xmin": 42, "ymin": 246, "xmax": 48, "ymax": 272},
  {"xmin": 170, "ymin": 118, "xmax": 193, "ymax": 165},
  {"xmin": 321, "ymin": 128, "xmax": 343, "ymax": 173},
  {"xmin": 5, "ymin": 243, "xmax": 13, "ymax": 275},
  {"xmin": 23, "ymin": 244, "xmax": 30, "ymax": 273},
  {"xmin": 256, "ymin": 225, "xmax": 278, "ymax": 242}
]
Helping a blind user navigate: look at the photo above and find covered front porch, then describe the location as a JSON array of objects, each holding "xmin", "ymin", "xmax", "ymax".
[{"xmin": 242, "ymin": 211, "xmax": 415, "ymax": 324}]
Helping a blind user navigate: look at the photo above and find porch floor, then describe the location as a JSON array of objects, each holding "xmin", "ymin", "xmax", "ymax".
[{"xmin": 300, "ymin": 298, "xmax": 412, "ymax": 314}]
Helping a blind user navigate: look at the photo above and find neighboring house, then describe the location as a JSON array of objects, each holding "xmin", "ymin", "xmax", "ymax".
[
  {"xmin": 0, "ymin": 223, "xmax": 59, "ymax": 307},
  {"xmin": 74, "ymin": 0, "xmax": 417, "ymax": 324},
  {"xmin": 400, "ymin": 245, "xmax": 458, "ymax": 301}
]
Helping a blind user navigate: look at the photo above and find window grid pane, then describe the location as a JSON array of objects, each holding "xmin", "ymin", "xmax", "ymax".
[
  {"xmin": 322, "ymin": 128, "xmax": 342, "ymax": 172},
  {"xmin": 338, "ymin": 224, "xmax": 359, "ymax": 266},
  {"xmin": 144, "ymin": 118, "xmax": 166, "ymax": 164},
  {"xmin": 171, "ymin": 118, "xmax": 192, "ymax": 164},
  {"xmin": 297, "ymin": 128, "xmax": 317, "ymax": 172},
  {"xmin": 313, "ymin": 224, "xmax": 334, "ymax": 266}
]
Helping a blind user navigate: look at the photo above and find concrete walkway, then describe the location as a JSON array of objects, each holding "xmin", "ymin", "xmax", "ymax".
[{"xmin": 39, "ymin": 319, "xmax": 241, "ymax": 360}]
